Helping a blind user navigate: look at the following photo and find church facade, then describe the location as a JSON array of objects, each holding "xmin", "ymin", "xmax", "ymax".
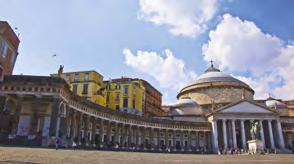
[{"xmin": 0, "ymin": 65, "xmax": 293, "ymax": 153}]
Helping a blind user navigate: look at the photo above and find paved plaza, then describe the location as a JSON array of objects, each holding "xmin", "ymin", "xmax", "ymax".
[{"xmin": 0, "ymin": 146, "xmax": 293, "ymax": 164}]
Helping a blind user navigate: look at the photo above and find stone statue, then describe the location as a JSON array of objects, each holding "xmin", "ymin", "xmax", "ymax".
[
  {"xmin": 58, "ymin": 65, "xmax": 64, "ymax": 76},
  {"xmin": 250, "ymin": 120, "xmax": 260, "ymax": 140}
]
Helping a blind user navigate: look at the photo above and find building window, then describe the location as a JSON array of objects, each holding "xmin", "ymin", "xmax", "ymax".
[
  {"xmin": 0, "ymin": 42, "xmax": 8, "ymax": 58},
  {"xmin": 72, "ymin": 84, "xmax": 78, "ymax": 94},
  {"xmin": 116, "ymin": 83, "xmax": 120, "ymax": 90},
  {"xmin": 115, "ymin": 92, "xmax": 120, "ymax": 101},
  {"xmin": 106, "ymin": 83, "xmax": 110, "ymax": 90},
  {"xmin": 123, "ymin": 86, "xmax": 128, "ymax": 95},
  {"xmin": 123, "ymin": 98, "xmax": 128, "ymax": 108},
  {"xmin": 115, "ymin": 105, "xmax": 120, "ymax": 111},
  {"xmin": 132, "ymin": 99, "xmax": 135, "ymax": 109},
  {"xmin": 82, "ymin": 84, "xmax": 88, "ymax": 94},
  {"xmin": 84, "ymin": 73, "xmax": 89, "ymax": 81},
  {"xmin": 74, "ymin": 73, "xmax": 79, "ymax": 81}
]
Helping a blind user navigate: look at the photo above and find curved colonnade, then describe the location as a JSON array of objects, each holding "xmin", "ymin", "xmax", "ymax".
[{"xmin": 0, "ymin": 76, "xmax": 212, "ymax": 153}]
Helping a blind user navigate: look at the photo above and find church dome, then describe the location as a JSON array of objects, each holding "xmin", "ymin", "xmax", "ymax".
[
  {"xmin": 190, "ymin": 65, "xmax": 250, "ymax": 88},
  {"xmin": 168, "ymin": 97, "xmax": 203, "ymax": 116},
  {"xmin": 172, "ymin": 97, "xmax": 199, "ymax": 108},
  {"xmin": 177, "ymin": 63, "xmax": 255, "ymax": 105}
]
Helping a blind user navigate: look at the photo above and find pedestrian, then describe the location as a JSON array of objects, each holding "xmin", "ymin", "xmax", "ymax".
[
  {"xmin": 55, "ymin": 138, "xmax": 59, "ymax": 150},
  {"xmin": 72, "ymin": 141, "xmax": 77, "ymax": 150}
]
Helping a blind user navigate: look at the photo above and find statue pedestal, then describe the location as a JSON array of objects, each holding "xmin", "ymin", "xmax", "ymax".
[{"xmin": 248, "ymin": 140, "xmax": 264, "ymax": 154}]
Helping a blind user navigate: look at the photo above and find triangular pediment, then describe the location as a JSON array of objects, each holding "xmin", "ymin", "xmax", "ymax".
[{"xmin": 217, "ymin": 101, "xmax": 275, "ymax": 114}]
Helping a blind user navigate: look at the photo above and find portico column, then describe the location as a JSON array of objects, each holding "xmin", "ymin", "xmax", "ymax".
[
  {"xmin": 114, "ymin": 122, "xmax": 119, "ymax": 144},
  {"xmin": 128, "ymin": 125, "xmax": 132, "ymax": 147},
  {"xmin": 142, "ymin": 127, "xmax": 146, "ymax": 149},
  {"xmin": 231, "ymin": 119, "xmax": 237, "ymax": 149},
  {"xmin": 150, "ymin": 128, "xmax": 154, "ymax": 150},
  {"xmin": 135, "ymin": 126, "xmax": 139, "ymax": 149},
  {"xmin": 240, "ymin": 120, "xmax": 246, "ymax": 149},
  {"xmin": 165, "ymin": 129, "xmax": 168, "ymax": 148},
  {"xmin": 91, "ymin": 117, "xmax": 96, "ymax": 146},
  {"xmin": 157, "ymin": 129, "xmax": 160, "ymax": 150},
  {"xmin": 31, "ymin": 96, "xmax": 41, "ymax": 136},
  {"xmin": 173, "ymin": 130, "xmax": 176, "ymax": 151},
  {"xmin": 188, "ymin": 131, "xmax": 192, "ymax": 151},
  {"xmin": 259, "ymin": 120, "xmax": 265, "ymax": 148},
  {"xmin": 276, "ymin": 120, "xmax": 285, "ymax": 149},
  {"xmin": 70, "ymin": 110, "xmax": 76, "ymax": 140},
  {"xmin": 107, "ymin": 121, "xmax": 111, "ymax": 145},
  {"xmin": 212, "ymin": 120, "xmax": 219, "ymax": 153},
  {"xmin": 77, "ymin": 112, "xmax": 83, "ymax": 145},
  {"xmin": 222, "ymin": 119, "xmax": 228, "ymax": 149},
  {"xmin": 99, "ymin": 119, "xmax": 104, "ymax": 147},
  {"xmin": 180, "ymin": 131, "xmax": 184, "ymax": 151},
  {"xmin": 11, "ymin": 96, "xmax": 22, "ymax": 135},
  {"xmin": 268, "ymin": 120, "xmax": 275, "ymax": 149}
]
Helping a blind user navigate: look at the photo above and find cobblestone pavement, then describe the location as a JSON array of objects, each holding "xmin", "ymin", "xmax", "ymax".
[{"xmin": 0, "ymin": 146, "xmax": 293, "ymax": 164}]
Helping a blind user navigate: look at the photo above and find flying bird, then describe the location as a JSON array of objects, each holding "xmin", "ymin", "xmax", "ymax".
[{"xmin": 52, "ymin": 54, "xmax": 57, "ymax": 57}]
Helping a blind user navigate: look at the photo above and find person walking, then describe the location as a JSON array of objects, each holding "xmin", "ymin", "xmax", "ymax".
[
  {"xmin": 72, "ymin": 141, "xmax": 77, "ymax": 150},
  {"xmin": 55, "ymin": 138, "xmax": 60, "ymax": 150}
]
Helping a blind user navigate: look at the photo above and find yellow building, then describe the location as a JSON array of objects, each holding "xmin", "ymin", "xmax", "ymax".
[
  {"xmin": 104, "ymin": 77, "xmax": 145, "ymax": 114},
  {"xmin": 52, "ymin": 70, "xmax": 106, "ymax": 106}
]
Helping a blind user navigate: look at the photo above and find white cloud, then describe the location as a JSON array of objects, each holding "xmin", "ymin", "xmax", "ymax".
[
  {"xmin": 123, "ymin": 48, "xmax": 197, "ymax": 91},
  {"xmin": 202, "ymin": 14, "xmax": 283, "ymax": 74},
  {"xmin": 138, "ymin": 0, "xmax": 218, "ymax": 38},
  {"xmin": 202, "ymin": 14, "xmax": 294, "ymax": 100}
]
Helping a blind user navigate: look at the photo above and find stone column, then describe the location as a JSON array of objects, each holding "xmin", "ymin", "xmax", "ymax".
[
  {"xmin": 107, "ymin": 121, "xmax": 111, "ymax": 146},
  {"xmin": 150, "ymin": 128, "xmax": 154, "ymax": 150},
  {"xmin": 231, "ymin": 119, "xmax": 237, "ymax": 149},
  {"xmin": 268, "ymin": 120, "xmax": 275, "ymax": 149},
  {"xmin": 222, "ymin": 119, "xmax": 228, "ymax": 149},
  {"xmin": 77, "ymin": 113, "xmax": 83, "ymax": 145},
  {"xmin": 181, "ymin": 131, "xmax": 184, "ymax": 151},
  {"xmin": 157, "ymin": 129, "xmax": 160, "ymax": 150},
  {"xmin": 84, "ymin": 116, "xmax": 90, "ymax": 146},
  {"xmin": 135, "ymin": 126, "xmax": 139, "ymax": 149},
  {"xmin": 212, "ymin": 120, "xmax": 219, "ymax": 153},
  {"xmin": 142, "ymin": 127, "xmax": 146, "ymax": 149},
  {"xmin": 91, "ymin": 117, "xmax": 96, "ymax": 146},
  {"xmin": 165, "ymin": 129, "xmax": 168, "ymax": 148},
  {"xmin": 196, "ymin": 131, "xmax": 199, "ymax": 149},
  {"xmin": 121, "ymin": 124, "xmax": 126, "ymax": 148},
  {"xmin": 70, "ymin": 110, "xmax": 76, "ymax": 141},
  {"xmin": 188, "ymin": 131, "xmax": 192, "ymax": 151},
  {"xmin": 30, "ymin": 96, "xmax": 41, "ymax": 136},
  {"xmin": 114, "ymin": 122, "xmax": 119, "ymax": 144},
  {"xmin": 276, "ymin": 120, "xmax": 285, "ymax": 149},
  {"xmin": 128, "ymin": 125, "xmax": 132, "ymax": 148},
  {"xmin": 11, "ymin": 96, "xmax": 22, "ymax": 135},
  {"xmin": 259, "ymin": 120, "xmax": 265, "ymax": 148},
  {"xmin": 240, "ymin": 120, "xmax": 246, "ymax": 149},
  {"xmin": 173, "ymin": 130, "xmax": 176, "ymax": 151},
  {"xmin": 99, "ymin": 119, "xmax": 104, "ymax": 148}
]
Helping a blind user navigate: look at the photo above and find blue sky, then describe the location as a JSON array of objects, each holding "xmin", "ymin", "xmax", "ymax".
[{"xmin": 1, "ymin": 0, "xmax": 293, "ymax": 104}]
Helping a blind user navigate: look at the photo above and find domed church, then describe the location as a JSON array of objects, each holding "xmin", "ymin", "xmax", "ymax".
[{"xmin": 165, "ymin": 63, "xmax": 294, "ymax": 153}]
